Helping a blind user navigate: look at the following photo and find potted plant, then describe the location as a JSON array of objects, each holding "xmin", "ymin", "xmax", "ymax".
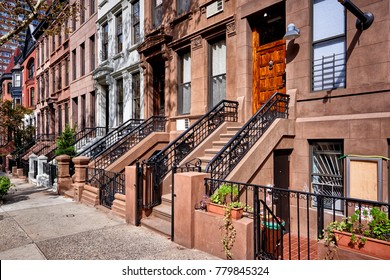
[
  {"xmin": 207, "ymin": 183, "xmax": 244, "ymax": 220},
  {"xmin": 323, "ymin": 207, "xmax": 390, "ymax": 259}
]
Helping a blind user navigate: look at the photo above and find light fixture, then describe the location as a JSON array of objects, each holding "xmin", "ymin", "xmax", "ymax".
[
  {"xmin": 338, "ymin": 0, "xmax": 374, "ymax": 30},
  {"xmin": 283, "ymin": 23, "xmax": 300, "ymax": 40}
]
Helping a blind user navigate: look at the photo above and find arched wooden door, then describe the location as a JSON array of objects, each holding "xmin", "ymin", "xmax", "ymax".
[{"xmin": 253, "ymin": 39, "xmax": 286, "ymax": 114}]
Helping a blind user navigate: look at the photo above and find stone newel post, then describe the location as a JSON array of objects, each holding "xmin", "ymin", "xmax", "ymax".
[
  {"xmin": 36, "ymin": 155, "xmax": 47, "ymax": 187},
  {"xmin": 56, "ymin": 155, "xmax": 72, "ymax": 195},
  {"xmin": 28, "ymin": 153, "xmax": 37, "ymax": 183},
  {"xmin": 72, "ymin": 156, "xmax": 90, "ymax": 201}
]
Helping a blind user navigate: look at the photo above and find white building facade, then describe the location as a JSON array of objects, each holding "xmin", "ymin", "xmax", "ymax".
[{"xmin": 93, "ymin": 0, "xmax": 144, "ymax": 130}]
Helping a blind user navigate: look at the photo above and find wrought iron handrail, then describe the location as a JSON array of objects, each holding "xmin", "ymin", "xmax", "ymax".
[
  {"xmin": 205, "ymin": 92, "xmax": 289, "ymax": 181},
  {"xmin": 74, "ymin": 126, "xmax": 106, "ymax": 151},
  {"xmin": 85, "ymin": 167, "xmax": 125, "ymax": 208},
  {"xmin": 205, "ymin": 177, "xmax": 390, "ymax": 260},
  {"xmin": 77, "ymin": 118, "xmax": 143, "ymax": 159},
  {"xmin": 45, "ymin": 126, "xmax": 107, "ymax": 162},
  {"xmin": 94, "ymin": 116, "xmax": 166, "ymax": 170},
  {"xmin": 12, "ymin": 137, "xmax": 36, "ymax": 158},
  {"xmin": 146, "ymin": 99, "xmax": 238, "ymax": 184}
]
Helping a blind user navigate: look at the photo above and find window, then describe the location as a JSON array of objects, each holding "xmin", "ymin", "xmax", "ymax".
[
  {"xmin": 90, "ymin": 35, "xmax": 95, "ymax": 71},
  {"xmin": 153, "ymin": 0, "xmax": 163, "ymax": 28},
  {"xmin": 45, "ymin": 72, "xmax": 49, "ymax": 98},
  {"xmin": 312, "ymin": 0, "xmax": 346, "ymax": 91},
  {"xmin": 52, "ymin": 68, "xmax": 56, "ymax": 92},
  {"xmin": 80, "ymin": 43, "xmax": 85, "ymax": 76},
  {"xmin": 52, "ymin": 35, "xmax": 55, "ymax": 51},
  {"xmin": 116, "ymin": 12, "xmax": 123, "ymax": 53},
  {"xmin": 80, "ymin": 0, "xmax": 85, "ymax": 24},
  {"xmin": 58, "ymin": 105, "xmax": 62, "ymax": 135},
  {"xmin": 27, "ymin": 60, "xmax": 34, "ymax": 79},
  {"xmin": 177, "ymin": 0, "xmax": 191, "ymax": 16},
  {"xmin": 72, "ymin": 4, "xmax": 77, "ymax": 31},
  {"xmin": 102, "ymin": 23, "xmax": 108, "ymax": 61},
  {"xmin": 58, "ymin": 31, "xmax": 62, "ymax": 46},
  {"xmin": 41, "ymin": 76, "xmax": 45, "ymax": 100},
  {"xmin": 30, "ymin": 87, "xmax": 34, "ymax": 107},
  {"xmin": 90, "ymin": 91, "xmax": 95, "ymax": 127},
  {"xmin": 132, "ymin": 73, "xmax": 140, "ymax": 119},
  {"xmin": 132, "ymin": 1, "xmax": 140, "ymax": 44},
  {"xmin": 57, "ymin": 65, "xmax": 62, "ymax": 90},
  {"xmin": 72, "ymin": 49, "xmax": 77, "ymax": 80},
  {"xmin": 90, "ymin": 0, "xmax": 95, "ymax": 16},
  {"xmin": 64, "ymin": 102, "xmax": 69, "ymax": 126},
  {"xmin": 178, "ymin": 51, "xmax": 191, "ymax": 115},
  {"xmin": 209, "ymin": 39, "xmax": 226, "ymax": 108},
  {"xmin": 65, "ymin": 20, "xmax": 69, "ymax": 40},
  {"xmin": 7, "ymin": 82, "xmax": 11, "ymax": 93},
  {"xmin": 117, "ymin": 78, "xmax": 124, "ymax": 124},
  {"xmin": 81, "ymin": 94, "xmax": 86, "ymax": 129},
  {"xmin": 310, "ymin": 141, "xmax": 344, "ymax": 211},
  {"xmin": 14, "ymin": 74, "xmax": 21, "ymax": 87},
  {"xmin": 65, "ymin": 59, "xmax": 69, "ymax": 86}
]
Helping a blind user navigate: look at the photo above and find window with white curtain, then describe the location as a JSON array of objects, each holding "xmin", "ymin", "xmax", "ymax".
[
  {"xmin": 312, "ymin": 0, "xmax": 346, "ymax": 91},
  {"xmin": 209, "ymin": 39, "xmax": 226, "ymax": 108},
  {"xmin": 178, "ymin": 51, "xmax": 191, "ymax": 115}
]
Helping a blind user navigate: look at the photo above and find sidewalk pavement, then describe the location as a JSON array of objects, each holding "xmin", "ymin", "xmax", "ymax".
[{"xmin": 0, "ymin": 173, "xmax": 219, "ymax": 260}]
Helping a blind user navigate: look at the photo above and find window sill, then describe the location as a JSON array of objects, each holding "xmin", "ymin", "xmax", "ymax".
[{"xmin": 113, "ymin": 52, "xmax": 124, "ymax": 60}]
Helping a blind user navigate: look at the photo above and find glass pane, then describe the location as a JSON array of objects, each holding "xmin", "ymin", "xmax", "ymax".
[
  {"xmin": 182, "ymin": 52, "xmax": 191, "ymax": 83},
  {"xmin": 313, "ymin": 37, "xmax": 346, "ymax": 91},
  {"xmin": 212, "ymin": 74, "xmax": 226, "ymax": 107},
  {"xmin": 313, "ymin": 0, "xmax": 345, "ymax": 42},
  {"xmin": 211, "ymin": 40, "xmax": 226, "ymax": 76}
]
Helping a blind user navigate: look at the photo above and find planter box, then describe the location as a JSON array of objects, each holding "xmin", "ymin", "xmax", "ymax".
[
  {"xmin": 207, "ymin": 203, "xmax": 243, "ymax": 220},
  {"xmin": 334, "ymin": 230, "xmax": 390, "ymax": 260}
]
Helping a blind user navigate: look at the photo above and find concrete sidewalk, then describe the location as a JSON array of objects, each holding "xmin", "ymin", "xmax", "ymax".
[{"xmin": 0, "ymin": 173, "xmax": 219, "ymax": 260}]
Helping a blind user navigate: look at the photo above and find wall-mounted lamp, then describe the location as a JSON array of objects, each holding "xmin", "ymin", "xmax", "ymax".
[
  {"xmin": 338, "ymin": 0, "xmax": 374, "ymax": 30},
  {"xmin": 283, "ymin": 23, "xmax": 300, "ymax": 40}
]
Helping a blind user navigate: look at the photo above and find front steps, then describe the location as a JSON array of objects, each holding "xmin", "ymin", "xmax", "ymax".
[
  {"xmin": 141, "ymin": 194, "xmax": 172, "ymax": 238},
  {"xmin": 198, "ymin": 124, "xmax": 241, "ymax": 171}
]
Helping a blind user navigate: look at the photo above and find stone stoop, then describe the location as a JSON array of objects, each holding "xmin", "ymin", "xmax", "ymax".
[
  {"xmin": 141, "ymin": 194, "xmax": 172, "ymax": 238},
  {"xmin": 198, "ymin": 124, "xmax": 241, "ymax": 171},
  {"xmin": 111, "ymin": 193, "xmax": 126, "ymax": 219},
  {"xmin": 80, "ymin": 185, "xmax": 99, "ymax": 206}
]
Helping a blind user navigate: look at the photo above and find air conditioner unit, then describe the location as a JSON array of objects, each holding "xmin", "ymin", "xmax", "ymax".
[
  {"xmin": 176, "ymin": 118, "xmax": 190, "ymax": 131},
  {"xmin": 206, "ymin": 0, "xmax": 223, "ymax": 18}
]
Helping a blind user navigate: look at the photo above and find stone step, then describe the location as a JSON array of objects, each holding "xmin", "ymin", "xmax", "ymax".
[
  {"xmin": 161, "ymin": 193, "xmax": 172, "ymax": 206},
  {"xmin": 204, "ymin": 148, "xmax": 220, "ymax": 156},
  {"xmin": 142, "ymin": 216, "xmax": 171, "ymax": 238},
  {"xmin": 152, "ymin": 203, "xmax": 171, "ymax": 222},
  {"xmin": 212, "ymin": 140, "xmax": 229, "ymax": 147},
  {"xmin": 111, "ymin": 204, "xmax": 126, "ymax": 219}
]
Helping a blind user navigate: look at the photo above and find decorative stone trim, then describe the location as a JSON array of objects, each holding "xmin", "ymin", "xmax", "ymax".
[
  {"xmin": 191, "ymin": 35, "xmax": 203, "ymax": 50},
  {"xmin": 227, "ymin": 20, "xmax": 236, "ymax": 37}
]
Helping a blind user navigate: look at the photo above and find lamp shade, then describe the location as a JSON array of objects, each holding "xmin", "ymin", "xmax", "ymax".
[{"xmin": 283, "ymin": 23, "xmax": 300, "ymax": 40}]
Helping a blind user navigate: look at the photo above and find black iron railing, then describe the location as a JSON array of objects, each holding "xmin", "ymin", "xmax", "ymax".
[
  {"xmin": 46, "ymin": 126, "xmax": 107, "ymax": 162},
  {"xmin": 85, "ymin": 167, "xmax": 125, "ymax": 209},
  {"xmin": 74, "ymin": 127, "xmax": 106, "ymax": 151},
  {"xmin": 204, "ymin": 178, "xmax": 390, "ymax": 260},
  {"xmin": 78, "ymin": 119, "xmax": 143, "ymax": 159},
  {"xmin": 8, "ymin": 158, "xmax": 16, "ymax": 172},
  {"xmin": 94, "ymin": 116, "xmax": 166, "ymax": 170},
  {"xmin": 143, "ymin": 100, "xmax": 238, "ymax": 208},
  {"xmin": 12, "ymin": 137, "xmax": 36, "ymax": 158},
  {"xmin": 19, "ymin": 159, "xmax": 30, "ymax": 177},
  {"xmin": 206, "ymin": 92, "xmax": 289, "ymax": 181},
  {"xmin": 43, "ymin": 162, "xmax": 57, "ymax": 186}
]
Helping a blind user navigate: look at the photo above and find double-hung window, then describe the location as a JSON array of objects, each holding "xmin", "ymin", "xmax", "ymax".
[
  {"xmin": 177, "ymin": 0, "xmax": 191, "ymax": 16},
  {"xmin": 132, "ymin": 1, "xmax": 140, "ymax": 44},
  {"xmin": 178, "ymin": 52, "xmax": 191, "ymax": 115},
  {"xmin": 116, "ymin": 12, "xmax": 123, "ymax": 53},
  {"xmin": 102, "ymin": 23, "xmax": 109, "ymax": 61},
  {"xmin": 209, "ymin": 39, "xmax": 226, "ymax": 108},
  {"xmin": 312, "ymin": 0, "xmax": 346, "ymax": 91},
  {"xmin": 117, "ymin": 78, "xmax": 124, "ymax": 125},
  {"xmin": 153, "ymin": 0, "xmax": 163, "ymax": 28}
]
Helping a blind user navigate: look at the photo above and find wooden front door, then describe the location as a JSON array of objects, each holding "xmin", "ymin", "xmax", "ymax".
[{"xmin": 253, "ymin": 39, "xmax": 286, "ymax": 114}]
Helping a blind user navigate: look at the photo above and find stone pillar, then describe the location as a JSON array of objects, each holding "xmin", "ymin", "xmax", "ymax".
[
  {"xmin": 125, "ymin": 165, "xmax": 137, "ymax": 225},
  {"xmin": 36, "ymin": 155, "xmax": 47, "ymax": 187},
  {"xmin": 28, "ymin": 154, "xmax": 37, "ymax": 183},
  {"xmin": 6, "ymin": 154, "xmax": 12, "ymax": 173},
  {"xmin": 71, "ymin": 156, "xmax": 90, "ymax": 201},
  {"xmin": 174, "ymin": 172, "xmax": 210, "ymax": 249},
  {"xmin": 57, "ymin": 155, "xmax": 72, "ymax": 195}
]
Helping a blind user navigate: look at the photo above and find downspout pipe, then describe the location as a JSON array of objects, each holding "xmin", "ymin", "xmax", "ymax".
[{"xmin": 338, "ymin": 0, "xmax": 374, "ymax": 30}]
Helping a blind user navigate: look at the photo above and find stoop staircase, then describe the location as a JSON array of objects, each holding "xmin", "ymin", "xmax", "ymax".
[{"xmin": 142, "ymin": 194, "xmax": 172, "ymax": 237}]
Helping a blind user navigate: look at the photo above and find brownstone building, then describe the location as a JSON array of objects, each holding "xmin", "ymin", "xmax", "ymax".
[{"xmin": 136, "ymin": 0, "xmax": 389, "ymax": 204}]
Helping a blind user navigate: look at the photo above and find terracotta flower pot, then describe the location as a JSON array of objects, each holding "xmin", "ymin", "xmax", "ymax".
[
  {"xmin": 334, "ymin": 230, "xmax": 390, "ymax": 259},
  {"xmin": 207, "ymin": 202, "xmax": 243, "ymax": 220}
]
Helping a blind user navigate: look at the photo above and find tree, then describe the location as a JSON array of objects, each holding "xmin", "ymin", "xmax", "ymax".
[
  {"xmin": 55, "ymin": 124, "xmax": 76, "ymax": 157},
  {"xmin": 0, "ymin": 0, "xmax": 82, "ymax": 47},
  {"xmin": 0, "ymin": 100, "xmax": 33, "ymax": 150}
]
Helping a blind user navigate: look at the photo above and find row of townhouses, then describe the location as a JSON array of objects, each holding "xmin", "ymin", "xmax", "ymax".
[{"xmin": 2, "ymin": 0, "xmax": 390, "ymax": 260}]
